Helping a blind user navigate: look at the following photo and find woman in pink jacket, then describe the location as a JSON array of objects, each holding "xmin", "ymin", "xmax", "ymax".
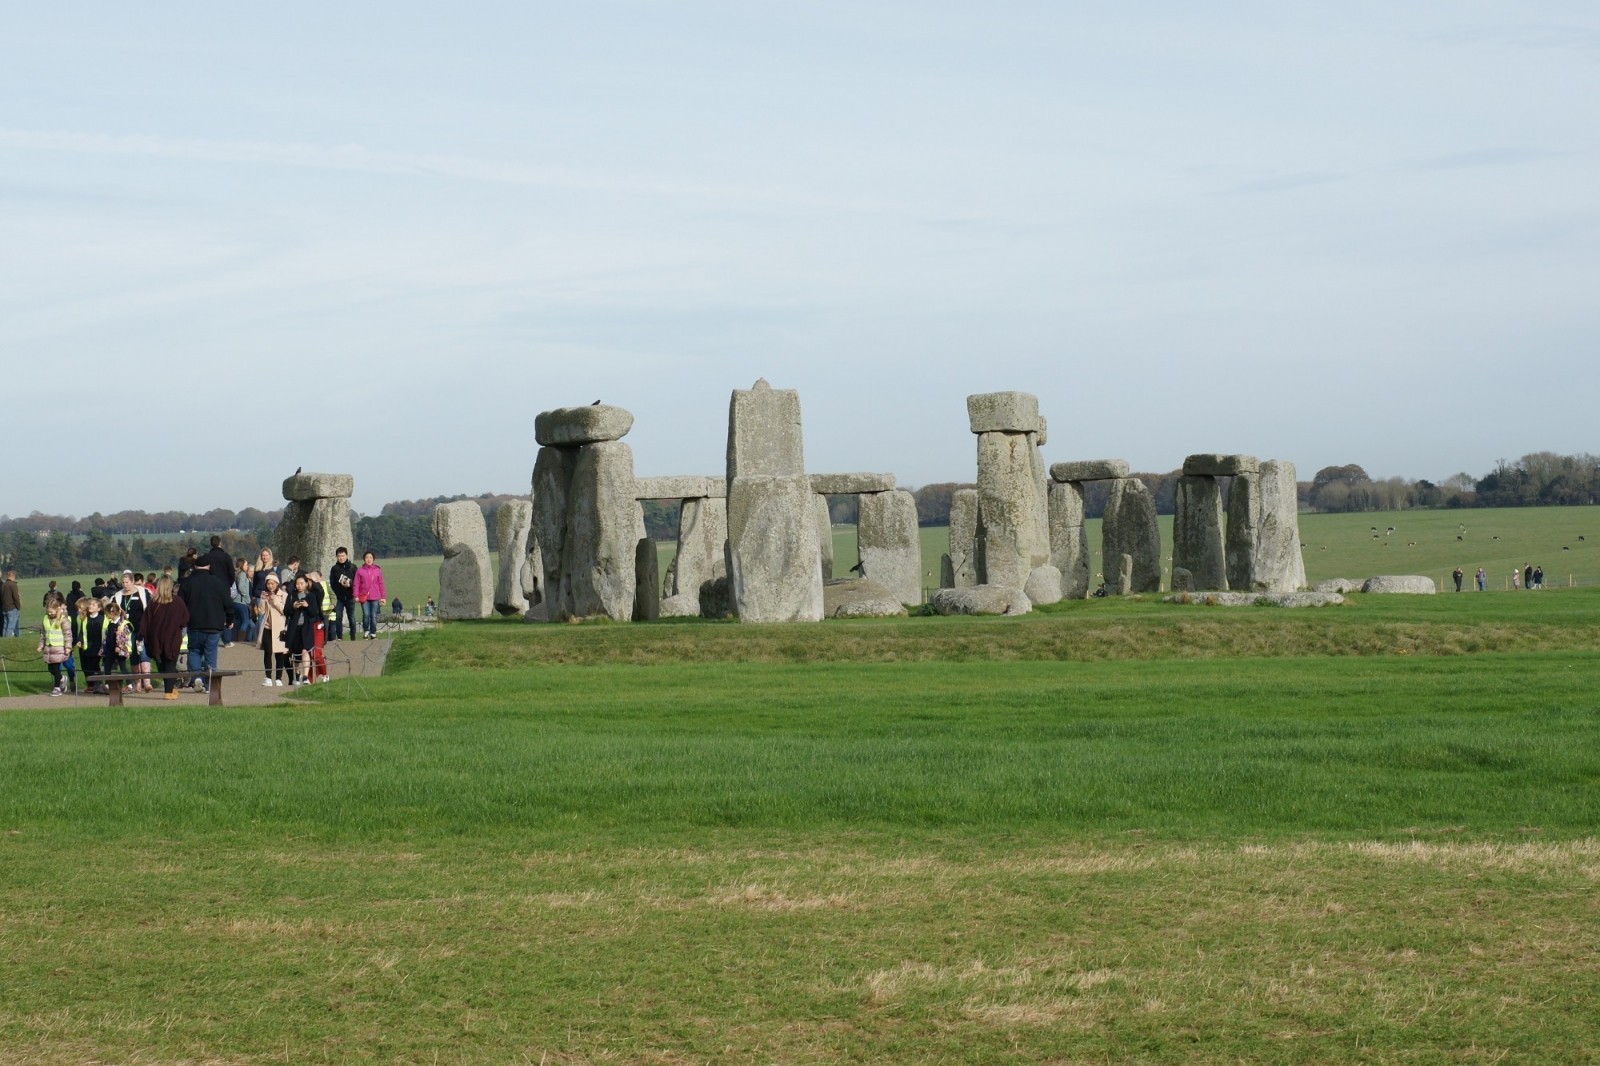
[{"xmin": 353, "ymin": 551, "xmax": 386, "ymax": 639}]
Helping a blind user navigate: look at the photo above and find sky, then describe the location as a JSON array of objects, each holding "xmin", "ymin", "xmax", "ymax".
[{"xmin": 3, "ymin": 2, "xmax": 1597, "ymax": 518}]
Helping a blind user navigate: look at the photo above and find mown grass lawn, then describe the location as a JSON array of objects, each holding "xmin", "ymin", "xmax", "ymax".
[{"xmin": 1, "ymin": 591, "xmax": 1598, "ymax": 1062}]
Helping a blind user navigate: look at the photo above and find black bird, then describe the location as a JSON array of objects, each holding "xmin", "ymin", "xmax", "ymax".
[
  {"xmin": 294, "ymin": 465, "xmax": 302, "ymax": 475},
  {"xmin": 849, "ymin": 560, "xmax": 865, "ymax": 575},
  {"xmin": 591, "ymin": 399, "xmax": 601, "ymax": 405},
  {"xmin": 1581, "ymin": 535, "xmax": 1587, "ymax": 542}
]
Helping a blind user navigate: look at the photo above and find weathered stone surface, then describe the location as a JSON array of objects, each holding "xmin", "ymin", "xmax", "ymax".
[
  {"xmin": 1171, "ymin": 567, "xmax": 1194, "ymax": 593},
  {"xmin": 275, "ymin": 497, "xmax": 354, "ymax": 579},
  {"xmin": 1225, "ymin": 471, "xmax": 1261, "ymax": 592},
  {"xmin": 1101, "ymin": 478, "xmax": 1161, "ymax": 593},
  {"xmin": 531, "ymin": 446, "xmax": 577, "ymax": 617},
  {"xmin": 493, "ymin": 499, "xmax": 534, "ymax": 616},
  {"xmin": 976, "ymin": 430, "xmax": 1049, "ymax": 588},
  {"xmin": 1173, "ymin": 476, "xmax": 1227, "ymax": 591},
  {"xmin": 634, "ymin": 475, "xmax": 724, "ymax": 500},
  {"xmin": 282, "ymin": 471, "xmax": 354, "ymax": 501},
  {"xmin": 432, "ymin": 501, "xmax": 494, "ymax": 620},
  {"xmin": 1255, "ymin": 460, "xmax": 1306, "ymax": 592},
  {"xmin": 698, "ymin": 576, "xmax": 734, "ymax": 619},
  {"xmin": 946, "ymin": 488, "xmax": 981, "ymax": 588},
  {"xmin": 1115, "ymin": 554, "xmax": 1134, "ymax": 596},
  {"xmin": 1313, "ymin": 578, "xmax": 1363, "ymax": 594},
  {"xmin": 726, "ymin": 379, "xmax": 804, "ymax": 482},
  {"xmin": 1025, "ymin": 565, "xmax": 1063, "ymax": 605},
  {"xmin": 966, "ymin": 392, "xmax": 1042, "ymax": 434},
  {"xmin": 1047, "ymin": 480, "xmax": 1090, "ymax": 599},
  {"xmin": 1049, "ymin": 459, "xmax": 1130, "ymax": 483},
  {"xmin": 534, "ymin": 404, "xmax": 634, "ymax": 447},
  {"xmin": 660, "ymin": 496, "xmax": 728, "ymax": 618},
  {"xmin": 1360, "ymin": 575, "xmax": 1437, "ymax": 595},
  {"xmin": 633, "ymin": 538, "xmax": 660, "ymax": 622},
  {"xmin": 1182, "ymin": 453, "xmax": 1260, "ymax": 477},
  {"xmin": 823, "ymin": 579, "xmax": 908, "ymax": 619},
  {"xmin": 727, "ymin": 474, "xmax": 824, "ymax": 623},
  {"xmin": 559, "ymin": 441, "xmax": 638, "ymax": 621},
  {"xmin": 1164, "ymin": 591, "xmax": 1343, "ymax": 607},
  {"xmin": 523, "ymin": 536, "xmax": 544, "ymax": 609},
  {"xmin": 929, "ymin": 585, "xmax": 1032, "ymax": 616},
  {"xmin": 814, "ymin": 495, "xmax": 834, "ymax": 583},
  {"xmin": 810, "ymin": 472, "xmax": 895, "ymax": 495},
  {"xmin": 857, "ymin": 489, "xmax": 922, "ymax": 605},
  {"xmin": 940, "ymin": 553, "xmax": 954, "ymax": 588}
]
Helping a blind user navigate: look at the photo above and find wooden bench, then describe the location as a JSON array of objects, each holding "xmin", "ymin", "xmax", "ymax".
[{"xmin": 84, "ymin": 670, "xmax": 244, "ymax": 707}]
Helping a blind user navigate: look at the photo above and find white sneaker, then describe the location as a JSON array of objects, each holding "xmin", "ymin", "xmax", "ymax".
[
  {"xmin": 274, "ymin": 678, "xmax": 285, "ymax": 686},
  {"xmin": 321, "ymin": 676, "xmax": 330, "ymax": 684},
  {"xmin": 262, "ymin": 677, "xmax": 275, "ymax": 687},
  {"xmin": 50, "ymin": 687, "xmax": 63, "ymax": 697}
]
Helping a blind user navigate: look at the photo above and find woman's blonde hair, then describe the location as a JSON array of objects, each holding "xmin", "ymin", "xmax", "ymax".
[{"xmin": 155, "ymin": 576, "xmax": 176, "ymax": 605}]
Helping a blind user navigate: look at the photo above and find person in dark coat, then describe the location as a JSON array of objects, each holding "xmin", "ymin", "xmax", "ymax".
[
  {"xmin": 141, "ymin": 577, "xmax": 190, "ymax": 699},
  {"xmin": 199, "ymin": 535, "xmax": 235, "ymax": 594},
  {"xmin": 179, "ymin": 561, "xmax": 232, "ymax": 692}
]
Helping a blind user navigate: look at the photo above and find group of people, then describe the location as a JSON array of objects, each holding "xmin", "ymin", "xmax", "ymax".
[
  {"xmin": 1452, "ymin": 564, "xmax": 1545, "ymax": 592},
  {"xmin": 31, "ymin": 538, "xmax": 388, "ymax": 696}
]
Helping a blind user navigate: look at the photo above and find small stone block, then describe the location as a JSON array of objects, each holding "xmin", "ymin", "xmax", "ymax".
[
  {"xmin": 282, "ymin": 472, "xmax": 354, "ymax": 501},
  {"xmin": 1182, "ymin": 453, "xmax": 1260, "ymax": 477},
  {"xmin": 809, "ymin": 472, "xmax": 896, "ymax": 495},
  {"xmin": 534, "ymin": 404, "xmax": 634, "ymax": 447},
  {"xmin": 634, "ymin": 475, "xmax": 725, "ymax": 500},
  {"xmin": 966, "ymin": 392, "xmax": 1042, "ymax": 434},
  {"xmin": 1049, "ymin": 459, "xmax": 1130, "ymax": 483}
]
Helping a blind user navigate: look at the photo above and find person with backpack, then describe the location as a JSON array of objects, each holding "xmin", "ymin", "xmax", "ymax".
[{"xmin": 38, "ymin": 598, "xmax": 75, "ymax": 696}]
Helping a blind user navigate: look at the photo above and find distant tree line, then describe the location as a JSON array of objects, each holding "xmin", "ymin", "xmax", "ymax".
[{"xmin": 1305, "ymin": 452, "xmax": 1600, "ymax": 513}]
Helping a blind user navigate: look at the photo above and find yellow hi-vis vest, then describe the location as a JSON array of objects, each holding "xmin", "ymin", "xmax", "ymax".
[
  {"xmin": 321, "ymin": 581, "xmax": 336, "ymax": 618},
  {"xmin": 42, "ymin": 616, "xmax": 69, "ymax": 651}
]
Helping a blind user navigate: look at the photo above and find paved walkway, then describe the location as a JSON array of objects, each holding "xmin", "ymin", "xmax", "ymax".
[{"xmin": 0, "ymin": 633, "xmax": 395, "ymax": 712}]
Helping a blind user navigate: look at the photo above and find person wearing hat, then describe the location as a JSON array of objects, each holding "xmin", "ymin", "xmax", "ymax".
[{"xmin": 255, "ymin": 572, "xmax": 290, "ymax": 686}]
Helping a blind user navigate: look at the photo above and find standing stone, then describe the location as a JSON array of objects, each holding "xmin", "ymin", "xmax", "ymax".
[
  {"xmin": 946, "ymin": 488, "xmax": 980, "ymax": 588},
  {"xmin": 726, "ymin": 379, "xmax": 805, "ymax": 482},
  {"xmin": 432, "ymin": 501, "xmax": 494, "ymax": 620},
  {"xmin": 727, "ymin": 474, "xmax": 824, "ymax": 623},
  {"xmin": 523, "ymin": 536, "xmax": 545, "ymax": 617},
  {"xmin": 633, "ymin": 538, "xmax": 660, "ymax": 622},
  {"xmin": 1225, "ymin": 471, "xmax": 1261, "ymax": 592},
  {"xmin": 1115, "ymin": 554, "xmax": 1134, "ymax": 596},
  {"xmin": 493, "ymin": 499, "xmax": 535, "ymax": 616},
  {"xmin": 531, "ymin": 446, "xmax": 577, "ymax": 614},
  {"xmin": 1048, "ymin": 480, "xmax": 1091, "ymax": 599},
  {"xmin": 275, "ymin": 471, "xmax": 355, "ymax": 578},
  {"xmin": 814, "ymin": 495, "xmax": 835, "ymax": 583},
  {"xmin": 1101, "ymin": 478, "xmax": 1161, "ymax": 593},
  {"xmin": 1025, "ymin": 565, "xmax": 1063, "ymax": 605},
  {"xmin": 857, "ymin": 489, "xmax": 922, "ymax": 606},
  {"xmin": 661, "ymin": 496, "xmax": 728, "ymax": 618},
  {"xmin": 1256, "ymin": 460, "xmax": 1307, "ymax": 592},
  {"xmin": 1173, "ymin": 475, "xmax": 1227, "ymax": 591},
  {"xmin": 940, "ymin": 554, "xmax": 955, "ymax": 588},
  {"xmin": 559, "ymin": 440, "xmax": 638, "ymax": 622},
  {"xmin": 975, "ymin": 429, "xmax": 1049, "ymax": 589}
]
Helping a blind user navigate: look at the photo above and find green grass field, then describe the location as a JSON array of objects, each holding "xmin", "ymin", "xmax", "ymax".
[{"xmin": 2, "ymin": 561, "xmax": 1599, "ymax": 1061}]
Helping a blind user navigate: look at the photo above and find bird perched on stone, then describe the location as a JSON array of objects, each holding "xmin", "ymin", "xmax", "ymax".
[
  {"xmin": 849, "ymin": 560, "xmax": 865, "ymax": 575},
  {"xmin": 591, "ymin": 400, "xmax": 601, "ymax": 405},
  {"xmin": 294, "ymin": 465, "xmax": 302, "ymax": 475}
]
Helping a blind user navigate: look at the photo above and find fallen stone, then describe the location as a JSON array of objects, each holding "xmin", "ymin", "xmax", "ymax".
[
  {"xmin": 946, "ymin": 488, "xmax": 981, "ymax": 588},
  {"xmin": 1025, "ymin": 564, "xmax": 1063, "ymax": 605},
  {"xmin": 1171, "ymin": 566, "xmax": 1194, "ymax": 593},
  {"xmin": 697, "ymin": 576, "xmax": 734, "ymax": 620},
  {"xmin": 432, "ymin": 501, "xmax": 494, "ymax": 620},
  {"xmin": 966, "ymin": 391, "xmax": 1042, "ymax": 433},
  {"xmin": 1360, "ymin": 575, "xmax": 1437, "ymax": 595},
  {"xmin": 1182, "ymin": 453, "xmax": 1260, "ymax": 477},
  {"xmin": 633, "ymin": 538, "xmax": 660, "ymax": 621},
  {"xmin": 1101, "ymin": 478, "xmax": 1161, "ymax": 593},
  {"xmin": 858, "ymin": 489, "xmax": 923, "ymax": 605},
  {"xmin": 1163, "ymin": 591, "xmax": 1344, "ymax": 607},
  {"xmin": 1173, "ymin": 476, "xmax": 1227, "ymax": 591},
  {"xmin": 727, "ymin": 473, "xmax": 824, "ymax": 623},
  {"xmin": 929, "ymin": 585, "xmax": 1032, "ymax": 616},
  {"xmin": 1047, "ymin": 480, "xmax": 1090, "ymax": 599},
  {"xmin": 1049, "ymin": 459, "xmax": 1130, "ymax": 483},
  {"xmin": 1313, "ymin": 578, "xmax": 1363, "ymax": 594},
  {"xmin": 634, "ymin": 475, "xmax": 724, "ymax": 500},
  {"xmin": 534, "ymin": 404, "xmax": 634, "ymax": 447},
  {"xmin": 809, "ymin": 472, "xmax": 895, "ymax": 495},
  {"xmin": 493, "ymin": 499, "xmax": 535, "ymax": 616},
  {"xmin": 559, "ymin": 441, "xmax": 638, "ymax": 621},
  {"xmin": 282, "ymin": 471, "xmax": 354, "ymax": 501},
  {"xmin": 823, "ymin": 579, "xmax": 908, "ymax": 619},
  {"xmin": 727, "ymin": 379, "xmax": 805, "ymax": 481}
]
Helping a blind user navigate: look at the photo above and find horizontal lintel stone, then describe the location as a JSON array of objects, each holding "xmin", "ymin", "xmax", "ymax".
[
  {"xmin": 966, "ymin": 391, "xmax": 1042, "ymax": 434},
  {"xmin": 283, "ymin": 472, "xmax": 354, "ymax": 501},
  {"xmin": 809, "ymin": 472, "xmax": 896, "ymax": 495},
  {"xmin": 1049, "ymin": 459, "xmax": 1130, "ymax": 483},
  {"xmin": 1182, "ymin": 453, "xmax": 1260, "ymax": 477},
  {"xmin": 633, "ymin": 475, "xmax": 725, "ymax": 500},
  {"xmin": 534, "ymin": 404, "xmax": 634, "ymax": 447}
]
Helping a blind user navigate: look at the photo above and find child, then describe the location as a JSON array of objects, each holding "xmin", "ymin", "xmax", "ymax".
[
  {"xmin": 101, "ymin": 601, "xmax": 134, "ymax": 682},
  {"xmin": 77, "ymin": 597, "xmax": 108, "ymax": 694},
  {"xmin": 38, "ymin": 599, "xmax": 74, "ymax": 696}
]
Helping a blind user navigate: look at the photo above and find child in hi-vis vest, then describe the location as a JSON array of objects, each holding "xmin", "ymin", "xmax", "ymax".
[{"xmin": 38, "ymin": 599, "xmax": 74, "ymax": 696}]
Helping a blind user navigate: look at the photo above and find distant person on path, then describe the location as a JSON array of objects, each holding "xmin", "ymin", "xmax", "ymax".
[
  {"xmin": 1533, "ymin": 565, "xmax": 1544, "ymax": 590},
  {"xmin": 231, "ymin": 558, "xmax": 256, "ymax": 645},
  {"xmin": 354, "ymin": 551, "xmax": 385, "ymax": 639},
  {"xmin": 179, "ymin": 560, "xmax": 232, "ymax": 693},
  {"xmin": 38, "ymin": 597, "xmax": 75, "ymax": 696},
  {"xmin": 1452, "ymin": 566, "xmax": 1463, "ymax": 592},
  {"xmin": 1476, "ymin": 567, "xmax": 1486, "ymax": 591},
  {"xmin": 141, "ymin": 576, "xmax": 190, "ymax": 700},
  {"xmin": 200, "ymin": 535, "xmax": 235, "ymax": 592},
  {"xmin": 1511, "ymin": 569, "xmax": 1521, "ymax": 590},
  {"xmin": 1523, "ymin": 564, "xmax": 1533, "ymax": 591},
  {"xmin": 65, "ymin": 580, "xmax": 84, "ymax": 614},
  {"xmin": 255, "ymin": 573, "xmax": 289, "ymax": 686},
  {"xmin": 0, "ymin": 569, "xmax": 21, "ymax": 637},
  {"xmin": 329, "ymin": 547, "xmax": 357, "ymax": 641},
  {"xmin": 41, "ymin": 580, "xmax": 60, "ymax": 609}
]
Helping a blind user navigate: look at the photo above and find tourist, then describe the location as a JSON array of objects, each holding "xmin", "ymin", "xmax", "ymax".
[
  {"xmin": 0, "ymin": 569, "xmax": 20, "ymax": 637},
  {"xmin": 64, "ymin": 580, "xmax": 84, "ymax": 614},
  {"xmin": 77, "ymin": 596, "xmax": 109, "ymax": 693},
  {"xmin": 354, "ymin": 551, "xmax": 385, "ymax": 639},
  {"xmin": 1511, "ymin": 569, "xmax": 1521, "ymax": 590},
  {"xmin": 255, "ymin": 573, "xmax": 289, "ymax": 686},
  {"xmin": 232, "ymin": 559, "xmax": 256, "ymax": 645},
  {"xmin": 177, "ymin": 547, "xmax": 199, "ymax": 581},
  {"xmin": 1452, "ymin": 566, "xmax": 1463, "ymax": 592},
  {"xmin": 1523, "ymin": 564, "xmax": 1533, "ymax": 591},
  {"xmin": 328, "ymin": 547, "xmax": 357, "ymax": 641},
  {"xmin": 1533, "ymin": 565, "xmax": 1544, "ymax": 590},
  {"xmin": 1475, "ymin": 567, "xmax": 1486, "ymax": 592},
  {"xmin": 41, "ymin": 579, "xmax": 60, "ymax": 609},
  {"xmin": 308, "ymin": 569, "xmax": 332, "ymax": 682},
  {"xmin": 100, "ymin": 601, "xmax": 133, "ymax": 681},
  {"xmin": 141, "ymin": 576, "xmax": 190, "ymax": 700},
  {"xmin": 285, "ymin": 575, "xmax": 318, "ymax": 685},
  {"xmin": 90, "ymin": 576, "xmax": 110, "ymax": 599},
  {"xmin": 37, "ymin": 597, "xmax": 75, "ymax": 696},
  {"xmin": 179, "ymin": 560, "xmax": 232, "ymax": 693},
  {"xmin": 199, "ymin": 535, "xmax": 235, "ymax": 591}
]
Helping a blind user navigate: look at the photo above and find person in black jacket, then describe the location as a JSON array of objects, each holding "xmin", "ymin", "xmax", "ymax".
[
  {"xmin": 179, "ymin": 561, "xmax": 232, "ymax": 692},
  {"xmin": 199, "ymin": 535, "xmax": 235, "ymax": 593},
  {"xmin": 328, "ymin": 547, "xmax": 357, "ymax": 641}
]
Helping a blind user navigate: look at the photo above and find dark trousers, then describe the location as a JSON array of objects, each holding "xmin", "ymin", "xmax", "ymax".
[
  {"xmin": 332, "ymin": 598, "xmax": 357, "ymax": 640},
  {"xmin": 157, "ymin": 656, "xmax": 180, "ymax": 693}
]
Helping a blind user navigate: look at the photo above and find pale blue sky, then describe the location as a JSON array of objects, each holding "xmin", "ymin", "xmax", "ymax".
[{"xmin": 3, "ymin": 3, "xmax": 1596, "ymax": 516}]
